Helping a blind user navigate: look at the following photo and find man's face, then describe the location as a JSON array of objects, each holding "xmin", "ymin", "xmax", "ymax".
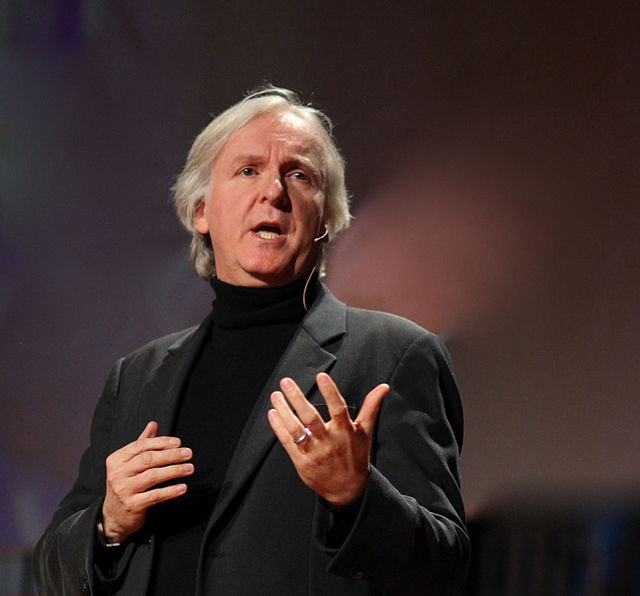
[{"xmin": 194, "ymin": 112, "xmax": 326, "ymax": 287}]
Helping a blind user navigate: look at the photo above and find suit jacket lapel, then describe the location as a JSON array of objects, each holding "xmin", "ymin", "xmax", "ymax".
[
  {"xmin": 135, "ymin": 313, "xmax": 213, "ymax": 436},
  {"xmin": 202, "ymin": 285, "xmax": 347, "ymax": 537}
]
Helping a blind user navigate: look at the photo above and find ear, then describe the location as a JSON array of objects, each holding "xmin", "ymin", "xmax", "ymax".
[{"xmin": 194, "ymin": 201, "xmax": 209, "ymax": 234}]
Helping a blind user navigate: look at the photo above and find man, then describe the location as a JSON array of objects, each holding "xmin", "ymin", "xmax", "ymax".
[{"xmin": 34, "ymin": 86, "xmax": 469, "ymax": 595}]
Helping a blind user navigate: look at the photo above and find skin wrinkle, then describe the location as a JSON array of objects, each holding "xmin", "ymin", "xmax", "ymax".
[{"xmin": 195, "ymin": 112, "xmax": 326, "ymax": 288}]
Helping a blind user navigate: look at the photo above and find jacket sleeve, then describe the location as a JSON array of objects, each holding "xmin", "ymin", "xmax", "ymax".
[
  {"xmin": 33, "ymin": 358, "xmax": 144, "ymax": 596},
  {"xmin": 325, "ymin": 333, "xmax": 470, "ymax": 596}
]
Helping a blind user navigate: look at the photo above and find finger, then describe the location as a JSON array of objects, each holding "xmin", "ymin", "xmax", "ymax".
[
  {"xmin": 127, "ymin": 482, "xmax": 189, "ymax": 511},
  {"xmin": 267, "ymin": 409, "xmax": 307, "ymax": 456},
  {"xmin": 138, "ymin": 421, "xmax": 158, "ymax": 440},
  {"xmin": 270, "ymin": 391, "xmax": 309, "ymax": 440},
  {"xmin": 128, "ymin": 446, "xmax": 193, "ymax": 475},
  {"xmin": 354, "ymin": 383, "xmax": 390, "ymax": 434},
  {"xmin": 130, "ymin": 461, "xmax": 195, "ymax": 492},
  {"xmin": 279, "ymin": 377, "xmax": 326, "ymax": 437},
  {"xmin": 115, "ymin": 435, "xmax": 183, "ymax": 464},
  {"xmin": 316, "ymin": 373, "xmax": 352, "ymax": 429}
]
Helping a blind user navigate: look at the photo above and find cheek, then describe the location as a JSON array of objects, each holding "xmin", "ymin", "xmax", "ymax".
[
  {"xmin": 303, "ymin": 192, "xmax": 325, "ymax": 225},
  {"xmin": 204, "ymin": 197, "xmax": 236, "ymax": 235}
]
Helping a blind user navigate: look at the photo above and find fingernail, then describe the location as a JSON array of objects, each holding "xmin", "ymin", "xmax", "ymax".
[
  {"xmin": 181, "ymin": 448, "xmax": 192, "ymax": 458},
  {"xmin": 169, "ymin": 438, "xmax": 180, "ymax": 447},
  {"xmin": 281, "ymin": 377, "xmax": 292, "ymax": 389}
]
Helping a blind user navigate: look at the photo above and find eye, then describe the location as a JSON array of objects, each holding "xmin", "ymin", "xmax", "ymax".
[
  {"xmin": 289, "ymin": 170, "xmax": 308, "ymax": 181},
  {"xmin": 239, "ymin": 167, "xmax": 256, "ymax": 176}
]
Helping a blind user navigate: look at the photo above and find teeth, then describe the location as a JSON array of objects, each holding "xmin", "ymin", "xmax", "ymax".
[{"xmin": 256, "ymin": 230, "xmax": 280, "ymax": 239}]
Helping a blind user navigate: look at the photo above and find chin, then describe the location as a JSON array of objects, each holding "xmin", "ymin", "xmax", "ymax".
[
  {"xmin": 249, "ymin": 265, "xmax": 310, "ymax": 287},
  {"xmin": 240, "ymin": 253, "xmax": 316, "ymax": 286}
]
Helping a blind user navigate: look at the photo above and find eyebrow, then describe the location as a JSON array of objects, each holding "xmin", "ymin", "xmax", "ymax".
[{"xmin": 229, "ymin": 154, "xmax": 264, "ymax": 166}]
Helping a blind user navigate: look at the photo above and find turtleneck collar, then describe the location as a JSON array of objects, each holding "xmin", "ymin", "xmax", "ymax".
[{"xmin": 210, "ymin": 273, "xmax": 320, "ymax": 330}]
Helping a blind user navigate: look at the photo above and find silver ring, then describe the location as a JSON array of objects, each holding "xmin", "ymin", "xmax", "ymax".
[{"xmin": 293, "ymin": 427, "xmax": 312, "ymax": 444}]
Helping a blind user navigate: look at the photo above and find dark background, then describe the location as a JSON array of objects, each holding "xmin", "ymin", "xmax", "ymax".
[{"xmin": 1, "ymin": 0, "xmax": 638, "ymax": 582}]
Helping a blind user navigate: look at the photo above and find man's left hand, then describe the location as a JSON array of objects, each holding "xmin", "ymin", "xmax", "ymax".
[{"xmin": 267, "ymin": 372, "xmax": 389, "ymax": 505}]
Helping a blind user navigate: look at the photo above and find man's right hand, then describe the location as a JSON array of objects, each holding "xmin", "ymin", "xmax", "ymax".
[{"xmin": 101, "ymin": 421, "xmax": 194, "ymax": 543}]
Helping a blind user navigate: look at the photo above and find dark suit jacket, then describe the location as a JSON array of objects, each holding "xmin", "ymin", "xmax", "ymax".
[{"xmin": 34, "ymin": 285, "xmax": 469, "ymax": 596}]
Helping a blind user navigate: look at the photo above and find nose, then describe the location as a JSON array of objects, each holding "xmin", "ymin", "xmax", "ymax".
[{"xmin": 262, "ymin": 176, "xmax": 289, "ymax": 208}]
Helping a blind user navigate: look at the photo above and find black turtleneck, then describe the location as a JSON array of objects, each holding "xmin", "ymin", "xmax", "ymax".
[{"xmin": 147, "ymin": 275, "xmax": 318, "ymax": 596}]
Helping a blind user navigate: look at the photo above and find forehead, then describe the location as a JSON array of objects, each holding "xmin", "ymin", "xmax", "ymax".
[{"xmin": 218, "ymin": 111, "xmax": 324, "ymax": 164}]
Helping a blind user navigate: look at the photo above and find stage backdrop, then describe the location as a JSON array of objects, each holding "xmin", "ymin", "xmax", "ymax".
[{"xmin": 1, "ymin": 0, "xmax": 638, "ymax": 556}]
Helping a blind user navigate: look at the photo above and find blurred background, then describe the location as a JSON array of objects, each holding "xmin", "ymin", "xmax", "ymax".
[{"xmin": 1, "ymin": 1, "xmax": 638, "ymax": 594}]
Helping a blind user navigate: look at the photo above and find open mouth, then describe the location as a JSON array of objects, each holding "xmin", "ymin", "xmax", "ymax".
[{"xmin": 254, "ymin": 224, "xmax": 283, "ymax": 240}]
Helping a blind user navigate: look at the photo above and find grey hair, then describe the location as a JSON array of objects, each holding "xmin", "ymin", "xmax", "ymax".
[{"xmin": 172, "ymin": 85, "xmax": 351, "ymax": 280}]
